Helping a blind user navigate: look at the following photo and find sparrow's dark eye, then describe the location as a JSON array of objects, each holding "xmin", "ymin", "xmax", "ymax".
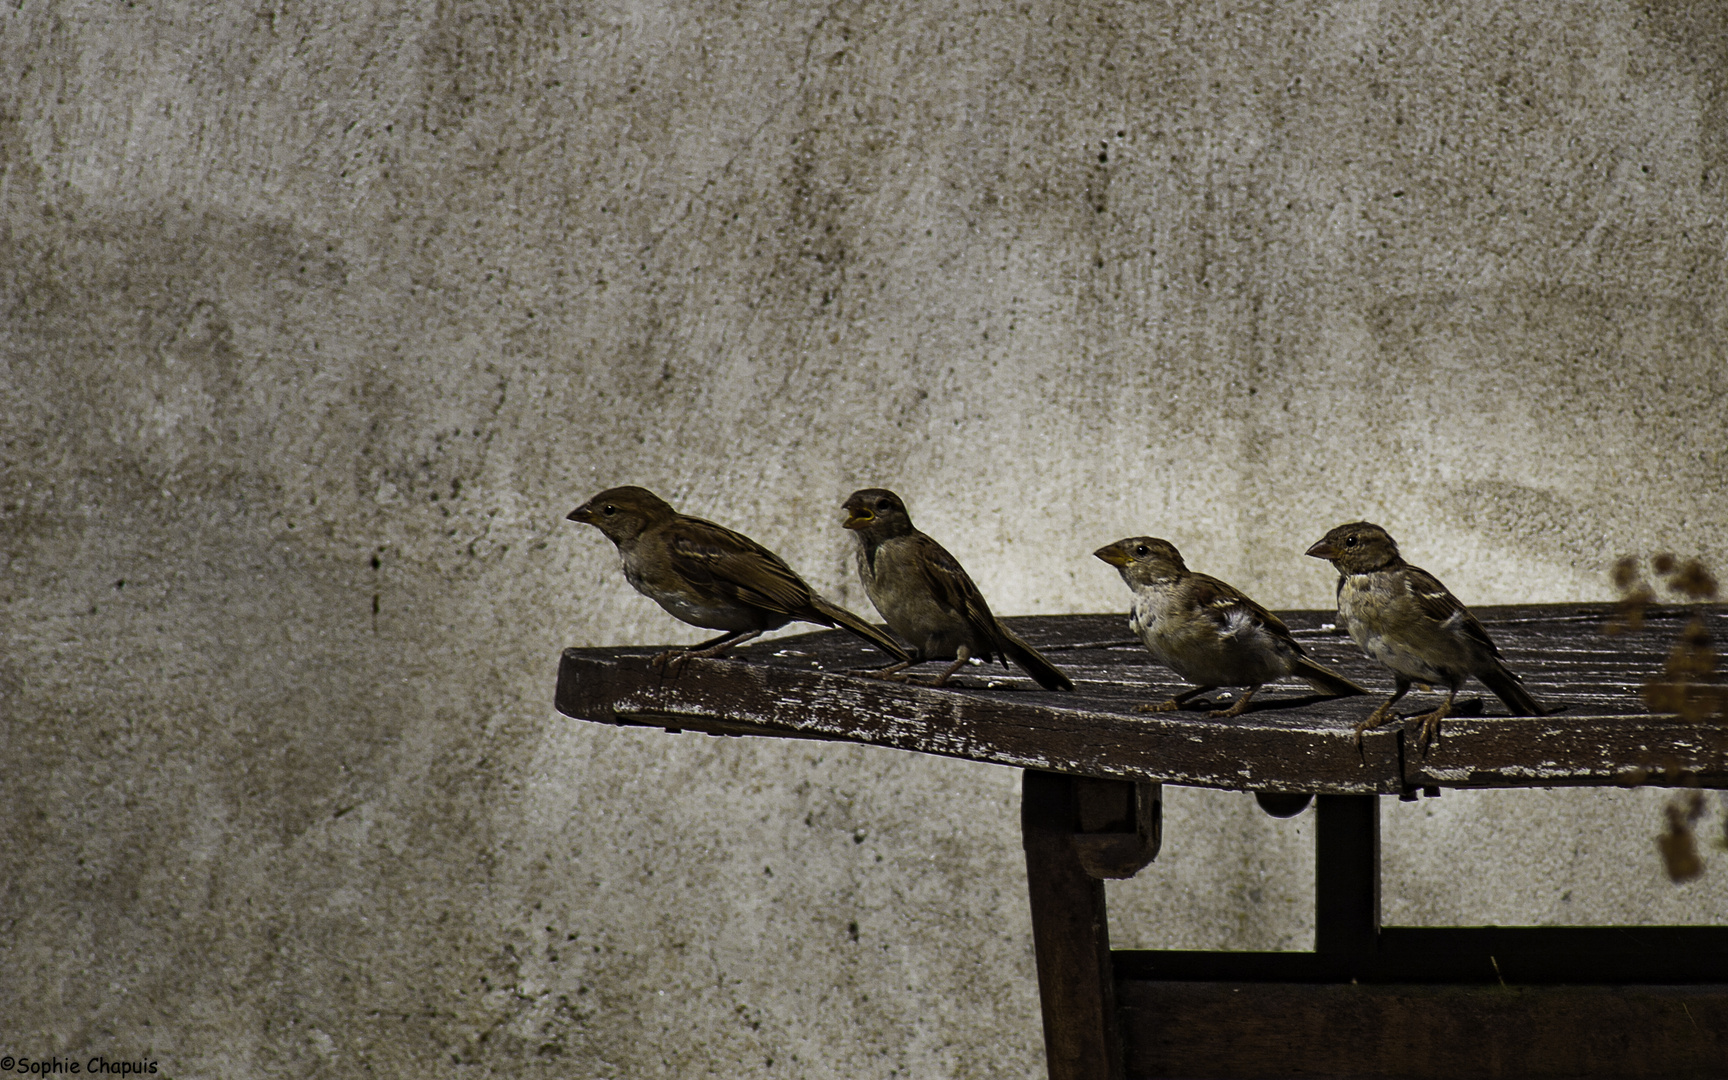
[
  {"xmin": 1134, "ymin": 545, "xmax": 1148, "ymax": 557},
  {"xmin": 1344, "ymin": 535, "xmax": 1356, "ymax": 547},
  {"xmin": 877, "ymin": 499, "xmax": 893, "ymax": 511},
  {"xmin": 602, "ymin": 505, "xmax": 616, "ymax": 516}
]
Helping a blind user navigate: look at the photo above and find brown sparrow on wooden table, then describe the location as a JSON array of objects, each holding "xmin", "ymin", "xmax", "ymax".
[
  {"xmin": 1095, "ymin": 536, "xmax": 1365, "ymax": 717},
  {"xmin": 1306, "ymin": 521, "xmax": 1544, "ymax": 752},
  {"xmin": 568, "ymin": 486, "xmax": 908, "ymax": 671},
  {"xmin": 841, "ymin": 488, "xmax": 1073, "ymax": 690}
]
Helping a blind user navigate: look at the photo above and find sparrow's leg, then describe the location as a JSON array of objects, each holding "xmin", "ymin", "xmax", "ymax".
[
  {"xmin": 1412, "ymin": 685, "xmax": 1458, "ymax": 755},
  {"xmin": 931, "ymin": 645, "xmax": 973, "ymax": 687},
  {"xmin": 1354, "ymin": 679, "xmax": 1412, "ymax": 755},
  {"xmin": 1135, "ymin": 685, "xmax": 1215, "ymax": 714},
  {"xmin": 854, "ymin": 659, "xmax": 917, "ymax": 681},
  {"xmin": 1208, "ymin": 686, "xmax": 1259, "ymax": 719},
  {"xmin": 653, "ymin": 630, "xmax": 760, "ymax": 675},
  {"xmin": 856, "ymin": 647, "xmax": 970, "ymax": 687}
]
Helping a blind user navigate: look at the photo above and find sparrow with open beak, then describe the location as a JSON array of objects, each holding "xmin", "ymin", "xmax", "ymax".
[
  {"xmin": 841, "ymin": 489, "xmax": 1073, "ymax": 691},
  {"xmin": 1095, "ymin": 537, "xmax": 1366, "ymax": 717},
  {"xmin": 1306, "ymin": 521, "xmax": 1544, "ymax": 752},
  {"xmin": 568, "ymin": 486, "xmax": 909, "ymax": 670}
]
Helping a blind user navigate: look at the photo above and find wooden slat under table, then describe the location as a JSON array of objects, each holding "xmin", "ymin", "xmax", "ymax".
[{"xmin": 556, "ymin": 603, "xmax": 1728, "ymax": 1079}]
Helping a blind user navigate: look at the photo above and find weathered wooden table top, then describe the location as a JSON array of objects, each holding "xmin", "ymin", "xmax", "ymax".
[{"xmin": 555, "ymin": 603, "xmax": 1728, "ymax": 795}]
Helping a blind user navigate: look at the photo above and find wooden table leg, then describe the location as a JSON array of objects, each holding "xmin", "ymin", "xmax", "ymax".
[
  {"xmin": 1023, "ymin": 771, "xmax": 1160, "ymax": 1080},
  {"xmin": 1315, "ymin": 793, "xmax": 1379, "ymax": 976}
]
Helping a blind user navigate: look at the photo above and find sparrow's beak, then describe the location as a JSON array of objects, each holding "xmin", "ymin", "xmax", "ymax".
[
  {"xmin": 1094, "ymin": 545, "xmax": 1132, "ymax": 568},
  {"xmin": 567, "ymin": 502, "xmax": 593, "ymax": 523},
  {"xmin": 842, "ymin": 508, "xmax": 874, "ymax": 530},
  {"xmin": 1304, "ymin": 540, "xmax": 1337, "ymax": 560}
]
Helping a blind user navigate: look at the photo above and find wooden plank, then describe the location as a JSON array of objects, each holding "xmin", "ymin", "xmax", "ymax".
[
  {"xmin": 1114, "ymin": 926, "xmax": 1728, "ymax": 984},
  {"xmin": 1119, "ymin": 981, "xmax": 1728, "ymax": 1079},
  {"xmin": 557, "ymin": 649, "xmax": 1406, "ymax": 793},
  {"xmin": 1406, "ymin": 714, "xmax": 1728, "ymax": 788},
  {"xmin": 1372, "ymin": 926, "xmax": 1728, "ymax": 984},
  {"xmin": 555, "ymin": 605, "xmax": 1728, "ymax": 794}
]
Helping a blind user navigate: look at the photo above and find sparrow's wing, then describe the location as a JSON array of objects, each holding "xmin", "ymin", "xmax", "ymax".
[
  {"xmin": 909, "ymin": 532, "xmax": 1000, "ymax": 634},
  {"xmin": 1188, "ymin": 574, "xmax": 1297, "ymax": 643},
  {"xmin": 1403, "ymin": 564, "xmax": 1500, "ymax": 655},
  {"xmin": 909, "ymin": 532, "xmax": 1072, "ymax": 685},
  {"xmin": 666, "ymin": 516, "xmax": 814, "ymax": 615}
]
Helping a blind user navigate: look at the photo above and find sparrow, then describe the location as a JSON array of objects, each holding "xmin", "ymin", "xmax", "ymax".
[
  {"xmin": 1306, "ymin": 521, "xmax": 1544, "ymax": 752},
  {"xmin": 568, "ymin": 486, "xmax": 909, "ymax": 670},
  {"xmin": 841, "ymin": 489, "xmax": 1073, "ymax": 691},
  {"xmin": 1094, "ymin": 537, "xmax": 1365, "ymax": 717}
]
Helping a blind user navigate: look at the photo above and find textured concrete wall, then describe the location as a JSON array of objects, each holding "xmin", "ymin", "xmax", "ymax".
[{"xmin": 4, "ymin": 0, "xmax": 1726, "ymax": 1075}]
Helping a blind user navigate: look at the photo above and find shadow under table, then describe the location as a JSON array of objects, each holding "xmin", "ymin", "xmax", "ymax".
[{"xmin": 555, "ymin": 604, "xmax": 1728, "ymax": 1079}]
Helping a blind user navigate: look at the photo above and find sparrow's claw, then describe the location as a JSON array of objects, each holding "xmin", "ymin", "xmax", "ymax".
[
  {"xmin": 851, "ymin": 660, "xmax": 915, "ymax": 682},
  {"xmin": 1416, "ymin": 712, "xmax": 1441, "ymax": 753},
  {"xmin": 1413, "ymin": 698, "xmax": 1453, "ymax": 756},
  {"xmin": 1353, "ymin": 700, "xmax": 1399, "ymax": 757},
  {"xmin": 650, "ymin": 648, "xmax": 692, "ymax": 677},
  {"xmin": 1208, "ymin": 689, "xmax": 1258, "ymax": 718}
]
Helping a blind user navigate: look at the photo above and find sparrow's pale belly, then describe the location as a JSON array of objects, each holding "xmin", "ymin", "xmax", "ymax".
[
  {"xmin": 624, "ymin": 559, "xmax": 774, "ymax": 631},
  {"xmin": 650, "ymin": 590, "xmax": 765, "ymax": 632},
  {"xmin": 1133, "ymin": 599, "xmax": 1286, "ymax": 687},
  {"xmin": 1357, "ymin": 629, "xmax": 1447, "ymax": 684},
  {"xmin": 1339, "ymin": 580, "xmax": 1452, "ymax": 683}
]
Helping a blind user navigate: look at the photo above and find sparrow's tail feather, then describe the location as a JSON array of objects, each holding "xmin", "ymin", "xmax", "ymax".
[
  {"xmin": 1292, "ymin": 655, "xmax": 1368, "ymax": 698},
  {"xmin": 807, "ymin": 597, "xmax": 911, "ymax": 662},
  {"xmin": 996, "ymin": 625, "xmax": 1076, "ymax": 692},
  {"xmin": 1478, "ymin": 660, "xmax": 1543, "ymax": 716}
]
